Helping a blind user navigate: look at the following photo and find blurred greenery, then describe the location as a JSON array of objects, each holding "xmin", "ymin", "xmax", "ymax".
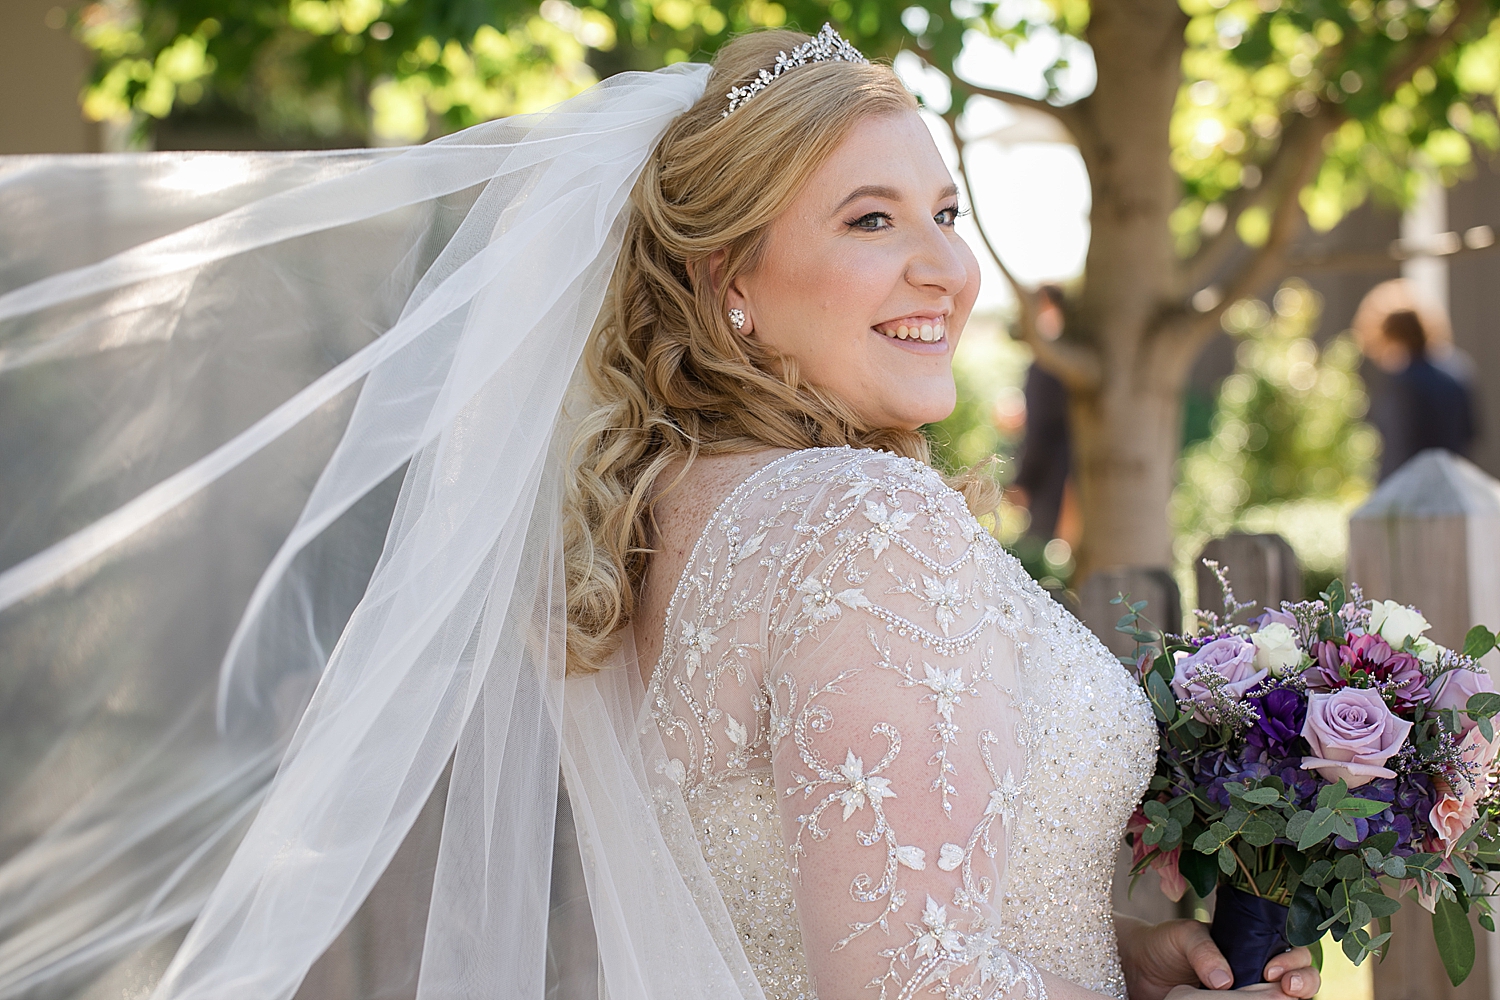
[
  {"xmin": 1171, "ymin": 279, "xmax": 1379, "ymax": 608},
  {"xmin": 928, "ymin": 318, "xmax": 1077, "ymax": 592},
  {"xmin": 76, "ymin": 0, "xmax": 1500, "ymax": 230},
  {"xmin": 70, "ymin": 0, "xmax": 1492, "ymax": 592}
]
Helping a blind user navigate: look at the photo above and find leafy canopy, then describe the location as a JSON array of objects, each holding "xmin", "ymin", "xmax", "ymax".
[{"xmin": 79, "ymin": 0, "xmax": 1500, "ymax": 254}]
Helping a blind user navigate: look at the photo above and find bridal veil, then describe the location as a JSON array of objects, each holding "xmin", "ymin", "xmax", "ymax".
[{"xmin": 0, "ymin": 61, "xmax": 774, "ymax": 1000}]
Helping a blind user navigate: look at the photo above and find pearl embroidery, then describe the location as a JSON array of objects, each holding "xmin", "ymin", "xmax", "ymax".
[{"xmin": 646, "ymin": 448, "xmax": 1156, "ymax": 999}]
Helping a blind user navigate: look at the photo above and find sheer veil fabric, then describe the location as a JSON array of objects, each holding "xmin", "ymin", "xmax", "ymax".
[{"xmin": 0, "ymin": 62, "xmax": 782, "ymax": 1000}]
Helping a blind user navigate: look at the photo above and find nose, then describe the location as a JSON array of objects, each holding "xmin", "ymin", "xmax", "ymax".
[{"xmin": 905, "ymin": 221, "xmax": 972, "ymax": 297}]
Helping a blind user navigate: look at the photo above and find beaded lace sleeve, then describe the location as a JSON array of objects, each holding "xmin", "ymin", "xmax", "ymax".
[{"xmin": 706, "ymin": 448, "xmax": 1043, "ymax": 1000}]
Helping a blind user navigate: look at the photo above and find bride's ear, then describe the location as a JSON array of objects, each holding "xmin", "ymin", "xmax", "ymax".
[{"xmin": 706, "ymin": 249, "xmax": 754, "ymax": 338}]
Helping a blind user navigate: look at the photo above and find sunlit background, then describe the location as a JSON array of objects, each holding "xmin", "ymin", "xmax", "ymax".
[{"xmin": 11, "ymin": 1, "xmax": 1500, "ymax": 996}]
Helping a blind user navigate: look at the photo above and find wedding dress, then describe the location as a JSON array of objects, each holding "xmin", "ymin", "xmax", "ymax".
[
  {"xmin": 635, "ymin": 446, "xmax": 1156, "ymax": 999},
  {"xmin": 0, "ymin": 56, "xmax": 1152, "ymax": 1000}
]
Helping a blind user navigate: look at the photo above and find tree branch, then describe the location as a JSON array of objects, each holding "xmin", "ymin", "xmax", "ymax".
[
  {"xmin": 1382, "ymin": 0, "xmax": 1489, "ymax": 97},
  {"xmin": 1178, "ymin": 111, "xmax": 1337, "ymax": 347},
  {"xmin": 943, "ymin": 113, "xmax": 1103, "ymax": 393},
  {"xmin": 951, "ymin": 77, "xmax": 1088, "ymax": 137},
  {"xmin": 1180, "ymin": 107, "xmax": 1314, "ymax": 292}
]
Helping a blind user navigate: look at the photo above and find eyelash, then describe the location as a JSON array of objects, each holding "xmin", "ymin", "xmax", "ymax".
[{"xmin": 847, "ymin": 206, "xmax": 968, "ymax": 231}]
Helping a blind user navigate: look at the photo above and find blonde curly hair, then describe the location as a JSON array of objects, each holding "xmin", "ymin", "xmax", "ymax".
[{"xmin": 561, "ymin": 29, "xmax": 995, "ymax": 674}]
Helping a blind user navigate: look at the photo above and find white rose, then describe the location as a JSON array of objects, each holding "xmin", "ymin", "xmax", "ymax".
[
  {"xmin": 1251, "ymin": 622, "xmax": 1303, "ymax": 677},
  {"xmin": 1368, "ymin": 600, "xmax": 1431, "ymax": 647},
  {"xmin": 1413, "ymin": 636, "xmax": 1443, "ymax": 665}
]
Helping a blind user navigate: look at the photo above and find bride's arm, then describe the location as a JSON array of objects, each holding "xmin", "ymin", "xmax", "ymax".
[{"xmin": 762, "ymin": 597, "xmax": 1304, "ymax": 1000}]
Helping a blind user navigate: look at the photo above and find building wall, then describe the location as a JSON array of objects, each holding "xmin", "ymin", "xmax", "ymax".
[
  {"xmin": 0, "ymin": 0, "xmax": 98, "ymax": 154},
  {"xmin": 1443, "ymin": 163, "xmax": 1500, "ymax": 478}
]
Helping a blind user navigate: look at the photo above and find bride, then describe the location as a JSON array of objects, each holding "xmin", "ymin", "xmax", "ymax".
[{"xmin": 0, "ymin": 25, "xmax": 1318, "ymax": 1000}]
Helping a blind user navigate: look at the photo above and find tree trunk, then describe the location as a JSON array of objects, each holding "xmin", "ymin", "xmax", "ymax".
[{"xmin": 1065, "ymin": 0, "xmax": 1194, "ymax": 578}]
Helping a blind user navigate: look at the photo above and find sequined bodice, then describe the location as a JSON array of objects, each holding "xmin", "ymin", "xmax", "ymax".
[{"xmin": 646, "ymin": 448, "xmax": 1155, "ymax": 999}]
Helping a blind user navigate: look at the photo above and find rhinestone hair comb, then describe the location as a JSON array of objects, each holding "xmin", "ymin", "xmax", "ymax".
[{"xmin": 721, "ymin": 23, "xmax": 868, "ymax": 118}]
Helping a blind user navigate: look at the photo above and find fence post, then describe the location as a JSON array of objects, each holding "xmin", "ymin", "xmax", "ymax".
[
  {"xmin": 1195, "ymin": 533, "xmax": 1302, "ymax": 622},
  {"xmin": 1077, "ymin": 568, "xmax": 1182, "ymax": 660},
  {"xmin": 1349, "ymin": 449, "xmax": 1500, "ymax": 1000}
]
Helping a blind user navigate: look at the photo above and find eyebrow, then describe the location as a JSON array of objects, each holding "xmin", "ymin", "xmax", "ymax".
[{"xmin": 835, "ymin": 182, "xmax": 960, "ymax": 212}]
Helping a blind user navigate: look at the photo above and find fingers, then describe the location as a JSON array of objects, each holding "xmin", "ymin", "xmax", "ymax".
[
  {"xmin": 1177, "ymin": 921, "xmax": 1234, "ymax": 990},
  {"xmin": 1263, "ymin": 948, "xmax": 1320, "ymax": 999}
]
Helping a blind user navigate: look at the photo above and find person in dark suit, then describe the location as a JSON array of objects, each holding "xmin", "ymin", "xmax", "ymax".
[
  {"xmin": 1012, "ymin": 285, "xmax": 1071, "ymax": 540},
  {"xmin": 1367, "ymin": 308, "xmax": 1477, "ymax": 480}
]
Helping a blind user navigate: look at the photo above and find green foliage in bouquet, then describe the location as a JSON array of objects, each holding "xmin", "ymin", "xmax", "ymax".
[{"xmin": 1120, "ymin": 577, "xmax": 1500, "ymax": 986}]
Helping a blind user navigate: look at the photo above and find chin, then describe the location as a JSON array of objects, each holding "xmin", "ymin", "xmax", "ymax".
[{"xmin": 887, "ymin": 391, "xmax": 957, "ymax": 430}]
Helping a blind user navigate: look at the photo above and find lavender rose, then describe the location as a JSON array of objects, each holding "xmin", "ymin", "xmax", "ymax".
[
  {"xmin": 1300, "ymin": 687, "xmax": 1413, "ymax": 788},
  {"xmin": 1171, "ymin": 637, "xmax": 1267, "ymax": 721},
  {"xmin": 1432, "ymin": 668, "xmax": 1496, "ymax": 733}
]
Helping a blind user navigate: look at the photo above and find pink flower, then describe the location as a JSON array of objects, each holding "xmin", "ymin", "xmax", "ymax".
[
  {"xmin": 1305, "ymin": 634, "xmax": 1429, "ymax": 708},
  {"xmin": 1300, "ymin": 687, "xmax": 1413, "ymax": 788},
  {"xmin": 1430, "ymin": 727, "xmax": 1500, "ymax": 854},
  {"xmin": 1171, "ymin": 637, "xmax": 1267, "ymax": 721},
  {"xmin": 1125, "ymin": 808, "xmax": 1187, "ymax": 903},
  {"xmin": 1432, "ymin": 669, "xmax": 1497, "ymax": 733},
  {"xmin": 1430, "ymin": 786, "xmax": 1477, "ymax": 856}
]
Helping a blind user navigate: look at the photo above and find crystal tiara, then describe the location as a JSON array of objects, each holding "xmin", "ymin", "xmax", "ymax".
[{"xmin": 721, "ymin": 23, "xmax": 868, "ymax": 118}]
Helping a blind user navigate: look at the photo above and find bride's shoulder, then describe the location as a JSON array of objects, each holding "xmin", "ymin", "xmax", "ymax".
[{"xmin": 727, "ymin": 445, "xmax": 960, "ymax": 517}]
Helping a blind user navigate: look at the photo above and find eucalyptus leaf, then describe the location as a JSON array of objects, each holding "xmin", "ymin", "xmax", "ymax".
[
  {"xmin": 1468, "ymin": 691, "xmax": 1500, "ymax": 718},
  {"xmin": 1463, "ymin": 625, "xmax": 1497, "ymax": 661},
  {"xmin": 1243, "ymin": 820, "xmax": 1276, "ymax": 847},
  {"xmin": 1218, "ymin": 846, "xmax": 1238, "ymax": 875},
  {"xmin": 1336, "ymin": 796, "xmax": 1390, "ymax": 820},
  {"xmin": 1287, "ymin": 884, "xmax": 1327, "ymax": 947},
  {"xmin": 1240, "ymin": 786, "xmax": 1281, "ymax": 805},
  {"xmin": 1300, "ymin": 860, "xmax": 1333, "ymax": 887},
  {"xmin": 1180, "ymin": 849, "xmax": 1219, "ymax": 899},
  {"xmin": 1355, "ymin": 891, "xmax": 1401, "ymax": 920}
]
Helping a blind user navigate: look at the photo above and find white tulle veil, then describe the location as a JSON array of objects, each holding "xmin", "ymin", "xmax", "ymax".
[{"xmin": 0, "ymin": 61, "xmax": 766, "ymax": 1000}]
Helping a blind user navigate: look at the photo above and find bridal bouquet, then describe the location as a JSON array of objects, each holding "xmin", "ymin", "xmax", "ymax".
[{"xmin": 1121, "ymin": 565, "xmax": 1500, "ymax": 986}]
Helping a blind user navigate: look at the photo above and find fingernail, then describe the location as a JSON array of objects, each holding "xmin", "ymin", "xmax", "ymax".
[
  {"xmin": 1266, "ymin": 966, "xmax": 1284, "ymax": 979},
  {"xmin": 1209, "ymin": 970, "xmax": 1232, "ymax": 989},
  {"xmin": 1288, "ymin": 974, "xmax": 1302, "ymax": 992}
]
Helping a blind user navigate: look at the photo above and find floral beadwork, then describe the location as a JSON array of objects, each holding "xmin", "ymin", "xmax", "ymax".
[{"xmin": 645, "ymin": 447, "xmax": 1157, "ymax": 1000}]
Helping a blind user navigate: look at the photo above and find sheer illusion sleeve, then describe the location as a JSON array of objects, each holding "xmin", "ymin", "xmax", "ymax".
[
  {"xmin": 761, "ymin": 453, "xmax": 1049, "ymax": 1000},
  {"xmin": 644, "ymin": 448, "xmax": 1147, "ymax": 1000}
]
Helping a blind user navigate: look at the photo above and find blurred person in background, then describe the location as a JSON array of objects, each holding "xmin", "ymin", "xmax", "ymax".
[
  {"xmin": 1011, "ymin": 284, "xmax": 1078, "ymax": 546},
  {"xmin": 1352, "ymin": 279, "xmax": 1477, "ymax": 480}
]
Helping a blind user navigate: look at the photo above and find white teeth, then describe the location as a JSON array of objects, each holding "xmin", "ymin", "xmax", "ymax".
[{"xmin": 879, "ymin": 321, "xmax": 946, "ymax": 342}]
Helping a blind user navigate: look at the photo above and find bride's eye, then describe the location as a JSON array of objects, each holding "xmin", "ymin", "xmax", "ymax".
[
  {"xmin": 848, "ymin": 211, "xmax": 893, "ymax": 231},
  {"xmin": 935, "ymin": 206, "xmax": 968, "ymax": 227}
]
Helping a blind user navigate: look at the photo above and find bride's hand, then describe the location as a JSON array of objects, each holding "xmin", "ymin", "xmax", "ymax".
[
  {"xmin": 1163, "ymin": 987, "xmax": 1297, "ymax": 999},
  {"xmin": 1117, "ymin": 916, "xmax": 1320, "ymax": 999}
]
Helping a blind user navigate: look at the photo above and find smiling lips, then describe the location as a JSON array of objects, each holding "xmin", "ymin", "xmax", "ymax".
[{"xmin": 874, "ymin": 316, "xmax": 947, "ymax": 343}]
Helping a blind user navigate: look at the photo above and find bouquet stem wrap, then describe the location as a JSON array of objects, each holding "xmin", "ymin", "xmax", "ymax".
[{"xmin": 1210, "ymin": 885, "xmax": 1289, "ymax": 987}]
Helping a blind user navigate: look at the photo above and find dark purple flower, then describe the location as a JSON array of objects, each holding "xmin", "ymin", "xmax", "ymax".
[
  {"xmin": 1304, "ymin": 634, "xmax": 1430, "ymax": 708},
  {"xmin": 1355, "ymin": 774, "xmax": 1436, "ymax": 855},
  {"xmin": 1246, "ymin": 686, "xmax": 1307, "ymax": 758}
]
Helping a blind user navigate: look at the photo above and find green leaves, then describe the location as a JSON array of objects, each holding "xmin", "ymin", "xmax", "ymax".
[
  {"xmin": 1287, "ymin": 884, "xmax": 1327, "ymax": 947},
  {"xmin": 1434, "ymin": 894, "xmax": 1477, "ymax": 987},
  {"xmin": 1145, "ymin": 672, "xmax": 1176, "ymax": 723},
  {"xmin": 1463, "ymin": 625, "xmax": 1497, "ymax": 661}
]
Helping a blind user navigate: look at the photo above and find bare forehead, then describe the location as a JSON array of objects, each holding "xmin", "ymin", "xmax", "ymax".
[{"xmin": 802, "ymin": 111, "xmax": 955, "ymax": 210}]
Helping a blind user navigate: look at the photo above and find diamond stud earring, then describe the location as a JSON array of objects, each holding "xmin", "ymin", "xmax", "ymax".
[{"xmin": 728, "ymin": 308, "xmax": 746, "ymax": 331}]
